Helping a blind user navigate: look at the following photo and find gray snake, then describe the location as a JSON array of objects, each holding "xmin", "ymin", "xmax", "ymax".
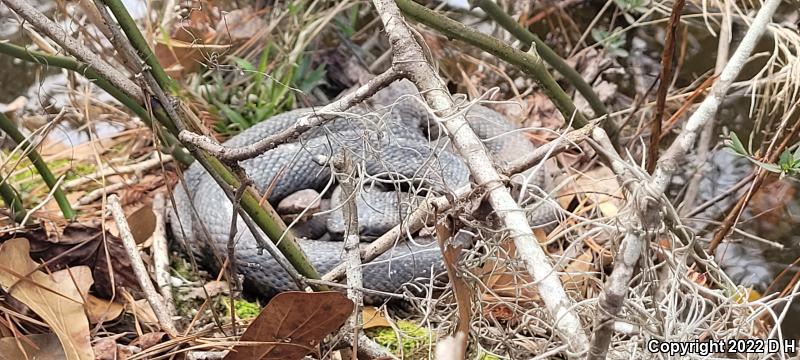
[{"xmin": 170, "ymin": 82, "xmax": 558, "ymax": 302}]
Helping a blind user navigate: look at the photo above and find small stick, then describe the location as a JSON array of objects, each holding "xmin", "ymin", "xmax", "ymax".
[
  {"xmin": 331, "ymin": 152, "xmax": 363, "ymax": 358},
  {"xmin": 179, "ymin": 69, "xmax": 401, "ymax": 162},
  {"xmin": 108, "ymin": 194, "xmax": 179, "ymax": 338},
  {"xmin": 72, "ymin": 177, "xmax": 136, "ymax": 208},
  {"xmin": 646, "ymin": 0, "xmax": 685, "ymax": 174},
  {"xmin": 63, "ymin": 154, "xmax": 171, "ymax": 190},
  {"xmin": 225, "ymin": 181, "xmax": 247, "ymax": 335},
  {"xmin": 151, "ymin": 192, "xmax": 176, "ymax": 318}
]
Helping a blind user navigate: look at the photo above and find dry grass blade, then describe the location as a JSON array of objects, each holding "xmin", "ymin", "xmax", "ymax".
[
  {"xmin": 224, "ymin": 291, "xmax": 354, "ymax": 360},
  {"xmin": 0, "ymin": 238, "xmax": 94, "ymax": 360}
]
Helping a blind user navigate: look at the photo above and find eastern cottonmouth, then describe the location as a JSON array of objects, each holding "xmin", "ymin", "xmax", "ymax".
[{"xmin": 170, "ymin": 81, "xmax": 558, "ymax": 302}]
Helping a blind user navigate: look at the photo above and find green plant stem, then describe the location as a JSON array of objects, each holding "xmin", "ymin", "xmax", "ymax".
[
  {"xmin": 0, "ymin": 112, "xmax": 75, "ymax": 220},
  {"xmin": 0, "ymin": 42, "xmax": 191, "ymax": 166},
  {"xmin": 98, "ymin": 0, "xmax": 326, "ymax": 287},
  {"xmin": 99, "ymin": 0, "xmax": 175, "ymax": 92},
  {"xmin": 397, "ymin": 0, "xmax": 621, "ymax": 138},
  {"xmin": 473, "ymin": 1, "xmax": 612, "ymax": 124},
  {"xmin": 0, "ymin": 179, "xmax": 26, "ymax": 224}
]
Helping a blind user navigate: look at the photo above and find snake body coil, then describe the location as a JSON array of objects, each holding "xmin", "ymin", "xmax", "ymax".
[{"xmin": 170, "ymin": 82, "xmax": 555, "ymax": 302}]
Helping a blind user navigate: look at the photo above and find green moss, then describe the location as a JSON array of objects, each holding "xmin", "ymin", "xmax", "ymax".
[
  {"xmin": 232, "ymin": 298, "xmax": 261, "ymax": 319},
  {"xmin": 366, "ymin": 320, "xmax": 432, "ymax": 359}
]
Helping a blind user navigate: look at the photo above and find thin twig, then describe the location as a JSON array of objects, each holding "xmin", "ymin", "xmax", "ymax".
[
  {"xmin": 151, "ymin": 192, "xmax": 176, "ymax": 318},
  {"xmin": 108, "ymin": 194, "xmax": 179, "ymax": 337},
  {"xmin": 178, "ymin": 69, "xmax": 401, "ymax": 162},
  {"xmin": 650, "ymin": 0, "xmax": 782, "ymax": 195},
  {"xmin": 646, "ymin": 0, "xmax": 685, "ymax": 173}
]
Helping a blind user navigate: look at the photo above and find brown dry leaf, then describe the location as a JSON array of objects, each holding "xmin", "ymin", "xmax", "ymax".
[
  {"xmin": 435, "ymin": 217, "xmax": 471, "ymax": 339},
  {"xmin": 0, "ymin": 238, "xmax": 94, "ymax": 360},
  {"xmin": 130, "ymin": 332, "xmax": 167, "ymax": 350},
  {"xmin": 480, "ymin": 241, "xmax": 540, "ymax": 303},
  {"xmin": 154, "ymin": 7, "xmax": 221, "ymax": 80},
  {"xmin": 126, "ymin": 299, "xmax": 159, "ymax": 326},
  {"xmin": 572, "ymin": 166, "xmax": 623, "ymax": 217},
  {"xmin": 225, "ymin": 291, "xmax": 354, "ymax": 360},
  {"xmin": 483, "ymin": 303, "xmax": 515, "ymax": 323},
  {"xmin": 524, "ymin": 92, "xmax": 563, "ymax": 129},
  {"xmin": 750, "ymin": 178, "xmax": 795, "ymax": 226},
  {"xmin": 85, "ymin": 294, "xmax": 124, "ymax": 324},
  {"xmin": 50, "ymin": 265, "xmax": 93, "ymax": 295},
  {"xmin": 561, "ymin": 251, "xmax": 594, "ymax": 296},
  {"xmin": 124, "ymin": 203, "xmax": 156, "ymax": 245},
  {"xmin": 0, "ymin": 333, "xmax": 66, "ymax": 360},
  {"xmin": 362, "ymin": 307, "xmax": 391, "ymax": 329},
  {"xmin": 92, "ymin": 338, "xmax": 117, "ymax": 360},
  {"xmin": 216, "ymin": 9, "xmax": 266, "ymax": 41},
  {"xmin": 92, "ymin": 339, "xmax": 137, "ymax": 360},
  {"xmin": 4, "ymin": 223, "xmax": 140, "ymax": 298},
  {"xmin": 0, "ymin": 318, "xmax": 12, "ymax": 337}
]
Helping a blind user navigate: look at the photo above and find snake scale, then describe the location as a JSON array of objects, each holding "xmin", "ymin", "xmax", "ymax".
[{"xmin": 170, "ymin": 81, "xmax": 558, "ymax": 303}]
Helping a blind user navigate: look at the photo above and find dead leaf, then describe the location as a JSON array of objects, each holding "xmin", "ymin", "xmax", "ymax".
[
  {"xmin": 0, "ymin": 238, "xmax": 94, "ymax": 360},
  {"xmin": 130, "ymin": 332, "xmax": 167, "ymax": 350},
  {"xmin": 0, "ymin": 318, "xmax": 12, "ymax": 337},
  {"xmin": 224, "ymin": 291, "xmax": 354, "ymax": 360},
  {"xmin": 92, "ymin": 338, "xmax": 117, "ymax": 360},
  {"xmin": 561, "ymin": 251, "xmax": 594, "ymax": 296},
  {"xmin": 216, "ymin": 9, "xmax": 266, "ymax": 41},
  {"xmin": 2, "ymin": 223, "xmax": 141, "ymax": 298},
  {"xmin": 362, "ymin": 307, "xmax": 391, "ymax": 329},
  {"xmin": 435, "ymin": 216, "xmax": 471, "ymax": 339},
  {"xmin": 572, "ymin": 166, "xmax": 623, "ymax": 217},
  {"xmin": 85, "ymin": 294, "xmax": 124, "ymax": 324},
  {"xmin": 0, "ymin": 333, "xmax": 66, "ymax": 360},
  {"xmin": 125, "ymin": 203, "xmax": 156, "ymax": 245},
  {"xmin": 91, "ymin": 339, "xmax": 137, "ymax": 360},
  {"xmin": 126, "ymin": 299, "xmax": 159, "ymax": 326},
  {"xmin": 480, "ymin": 240, "xmax": 540, "ymax": 303}
]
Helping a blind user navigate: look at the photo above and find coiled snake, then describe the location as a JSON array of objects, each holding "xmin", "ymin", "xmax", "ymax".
[{"xmin": 170, "ymin": 81, "xmax": 558, "ymax": 302}]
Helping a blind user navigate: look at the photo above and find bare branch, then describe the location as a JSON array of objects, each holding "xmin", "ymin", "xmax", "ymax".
[
  {"xmin": 108, "ymin": 194, "xmax": 180, "ymax": 338},
  {"xmin": 331, "ymin": 152, "xmax": 364, "ymax": 355},
  {"xmin": 370, "ymin": 0, "xmax": 589, "ymax": 354}
]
